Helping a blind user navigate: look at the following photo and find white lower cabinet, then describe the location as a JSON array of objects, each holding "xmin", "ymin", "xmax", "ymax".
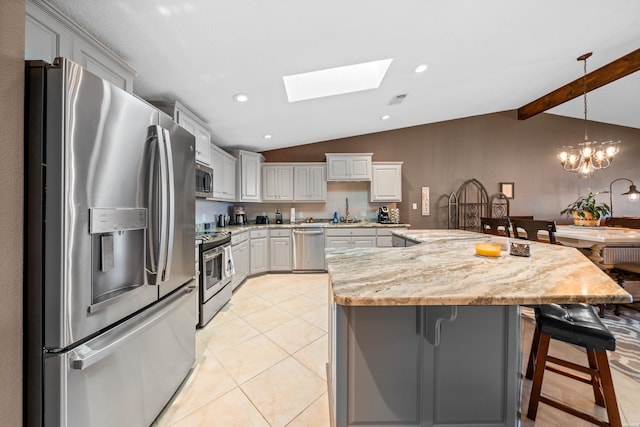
[
  {"xmin": 325, "ymin": 228, "xmax": 376, "ymax": 249},
  {"xmin": 250, "ymin": 229, "xmax": 269, "ymax": 275},
  {"xmin": 269, "ymin": 229, "xmax": 292, "ymax": 271},
  {"xmin": 331, "ymin": 305, "xmax": 521, "ymax": 426},
  {"xmin": 377, "ymin": 228, "xmax": 408, "ymax": 247},
  {"xmin": 231, "ymin": 231, "xmax": 249, "ymax": 290}
]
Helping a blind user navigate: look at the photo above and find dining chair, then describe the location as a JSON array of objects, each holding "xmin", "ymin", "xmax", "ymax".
[
  {"xmin": 510, "ymin": 219, "xmax": 557, "ymax": 244},
  {"xmin": 606, "ymin": 217, "xmax": 640, "ymax": 229},
  {"xmin": 480, "ymin": 217, "xmax": 511, "ymax": 237}
]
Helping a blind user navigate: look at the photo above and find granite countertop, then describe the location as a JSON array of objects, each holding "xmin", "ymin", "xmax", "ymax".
[
  {"xmin": 326, "ymin": 229, "xmax": 631, "ymax": 307},
  {"xmin": 217, "ymin": 222, "xmax": 409, "ymax": 233}
]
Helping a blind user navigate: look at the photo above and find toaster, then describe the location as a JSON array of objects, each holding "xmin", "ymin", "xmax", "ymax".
[{"xmin": 256, "ymin": 215, "xmax": 269, "ymax": 224}]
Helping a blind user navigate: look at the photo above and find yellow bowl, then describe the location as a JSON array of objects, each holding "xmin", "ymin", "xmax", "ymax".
[{"xmin": 475, "ymin": 243, "xmax": 502, "ymax": 257}]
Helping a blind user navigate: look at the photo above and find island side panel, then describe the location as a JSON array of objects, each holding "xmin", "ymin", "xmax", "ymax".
[
  {"xmin": 330, "ymin": 304, "xmax": 521, "ymax": 427},
  {"xmin": 424, "ymin": 305, "xmax": 521, "ymax": 426}
]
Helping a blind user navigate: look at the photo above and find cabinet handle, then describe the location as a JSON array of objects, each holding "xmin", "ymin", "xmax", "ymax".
[{"xmin": 424, "ymin": 306, "xmax": 458, "ymax": 347}]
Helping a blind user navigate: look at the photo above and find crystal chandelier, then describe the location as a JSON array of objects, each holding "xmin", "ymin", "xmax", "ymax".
[{"xmin": 557, "ymin": 52, "xmax": 620, "ymax": 178}]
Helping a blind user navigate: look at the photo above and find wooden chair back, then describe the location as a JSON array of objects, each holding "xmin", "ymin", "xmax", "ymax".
[
  {"xmin": 510, "ymin": 219, "xmax": 557, "ymax": 244},
  {"xmin": 480, "ymin": 217, "xmax": 511, "ymax": 237},
  {"xmin": 606, "ymin": 217, "xmax": 640, "ymax": 229}
]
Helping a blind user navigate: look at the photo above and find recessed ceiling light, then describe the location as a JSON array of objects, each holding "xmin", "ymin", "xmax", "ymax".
[
  {"xmin": 263, "ymin": 134, "xmax": 272, "ymax": 139},
  {"xmin": 381, "ymin": 115, "xmax": 390, "ymax": 120},
  {"xmin": 283, "ymin": 58, "xmax": 393, "ymax": 103},
  {"xmin": 414, "ymin": 64, "xmax": 428, "ymax": 73},
  {"xmin": 233, "ymin": 93, "xmax": 249, "ymax": 102}
]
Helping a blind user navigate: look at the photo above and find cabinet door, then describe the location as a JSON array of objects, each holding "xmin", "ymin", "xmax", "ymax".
[
  {"xmin": 210, "ymin": 145, "xmax": 225, "ymax": 199},
  {"xmin": 241, "ymin": 154, "xmax": 262, "ymax": 201},
  {"xmin": 294, "ymin": 165, "xmax": 327, "ymax": 201},
  {"xmin": 221, "ymin": 155, "xmax": 236, "ymax": 200},
  {"xmin": 231, "ymin": 240, "xmax": 249, "ymax": 290},
  {"xmin": 326, "ymin": 237, "xmax": 351, "ymax": 249},
  {"xmin": 346, "ymin": 306, "xmax": 422, "ymax": 426},
  {"xmin": 25, "ymin": 3, "xmax": 73, "ymax": 63},
  {"xmin": 351, "ymin": 236, "xmax": 376, "ymax": 248},
  {"xmin": 73, "ymin": 38, "xmax": 132, "ymax": 92},
  {"xmin": 250, "ymin": 238, "xmax": 268, "ymax": 275},
  {"xmin": 277, "ymin": 166, "xmax": 294, "ymax": 200},
  {"xmin": 269, "ymin": 238, "xmax": 291, "ymax": 271},
  {"xmin": 422, "ymin": 306, "xmax": 520, "ymax": 426},
  {"xmin": 176, "ymin": 110, "xmax": 209, "ymax": 165},
  {"xmin": 326, "ymin": 154, "xmax": 372, "ymax": 181},
  {"xmin": 262, "ymin": 166, "xmax": 279, "ymax": 201},
  {"xmin": 371, "ymin": 163, "xmax": 402, "ymax": 202}
]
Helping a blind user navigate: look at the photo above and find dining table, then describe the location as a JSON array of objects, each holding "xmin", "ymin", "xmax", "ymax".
[{"xmin": 553, "ymin": 224, "xmax": 640, "ymax": 267}]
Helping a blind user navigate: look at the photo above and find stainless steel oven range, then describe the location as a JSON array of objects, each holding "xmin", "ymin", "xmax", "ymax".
[{"xmin": 198, "ymin": 231, "xmax": 232, "ymax": 327}]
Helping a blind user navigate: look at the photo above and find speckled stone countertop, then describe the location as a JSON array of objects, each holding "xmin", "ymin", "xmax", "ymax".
[
  {"xmin": 326, "ymin": 229, "xmax": 631, "ymax": 307},
  {"xmin": 217, "ymin": 222, "xmax": 409, "ymax": 233}
]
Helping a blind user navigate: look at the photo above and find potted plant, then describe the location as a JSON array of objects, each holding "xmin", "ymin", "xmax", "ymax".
[{"xmin": 560, "ymin": 192, "xmax": 611, "ymax": 226}]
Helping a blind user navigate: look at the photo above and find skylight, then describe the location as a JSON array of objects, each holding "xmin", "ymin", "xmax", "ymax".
[{"xmin": 282, "ymin": 58, "xmax": 393, "ymax": 103}]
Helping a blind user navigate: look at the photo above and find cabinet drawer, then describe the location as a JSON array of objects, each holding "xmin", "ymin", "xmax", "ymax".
[
  {"xmin": 377, "ymin": 227, "xmax": 408, "ymax": 237},
  {"xmin": 270, "ymin": 229, "xmax": 292, "ymax": 238},
  {"xmin": 326, "ymin": 228, "xmax": 376, "ymax": 237},
  {"xmin": 231, "ymin": 231, "xmax": 249, "ymax": 245},
  {"xmin": 250, "ymin": 229, "xmax": 268, "ymax": 239}
]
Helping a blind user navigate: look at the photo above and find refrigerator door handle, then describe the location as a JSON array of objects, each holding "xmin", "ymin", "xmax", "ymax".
[
  {"xmin": 146, "ymin": 125, "xmax": 168, "ymax": 284},
  {"xmin": 69, "ymin": 284, "xmax": 196, "ymax": 370},
  {"xmin": 161, "ymin": 127, "xmax": 175, "ymax": 282}
]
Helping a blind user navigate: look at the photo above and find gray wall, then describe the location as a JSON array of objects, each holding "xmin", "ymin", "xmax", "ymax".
[
  {"xmin": 0, "ymin": 0, "xmax": 25, "ymax": 425},
  {"xmin": 262, "ymin": 111, "xmax": 640, "ymax": 228}
]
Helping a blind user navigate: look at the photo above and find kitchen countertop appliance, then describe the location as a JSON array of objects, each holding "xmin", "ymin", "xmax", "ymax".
[
  {"xmin": 292, "ymin": 227, "xmax": 326, "ymax": 272},
  {"xmin": 197, "ymin": 231, "xmax": 232, "ymax": 327},
  {"xmin": 275, "ymin": 209, "xmax": 283, "ymax": 224},
  {"xmin": 235, "ymin": 206, "xmax": 247, "ymax": 225},
  {"xmin": 24, "ymin": 58, "xmax": 197, "ymax": 427},
  {"xmin": 378, "ymin": 206, "xmax": 391, "ymax": 223},
  {"xmin": 256, "ymin": 215, "xmax": 269, "ymax": 224}
]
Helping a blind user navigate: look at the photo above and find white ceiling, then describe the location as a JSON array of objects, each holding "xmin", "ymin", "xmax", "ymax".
[{"xmin": 46, "ymin": 0, "xmax": 640, "ymax": 152}]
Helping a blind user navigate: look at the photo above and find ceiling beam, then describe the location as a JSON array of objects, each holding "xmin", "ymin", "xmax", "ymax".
[{"xmin": 517, "ymin": 49, "xmax": 640, "ymax": 120}]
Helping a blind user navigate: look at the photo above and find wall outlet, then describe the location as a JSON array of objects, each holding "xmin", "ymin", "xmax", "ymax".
[{"xmin": 412, "ymin": 203, "xmax": 417, "ymax": 210}]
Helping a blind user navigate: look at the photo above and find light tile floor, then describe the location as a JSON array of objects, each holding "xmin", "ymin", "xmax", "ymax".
[{"xmin": 156, "ymin": 274, "xmax": 640, "ymax": 426}]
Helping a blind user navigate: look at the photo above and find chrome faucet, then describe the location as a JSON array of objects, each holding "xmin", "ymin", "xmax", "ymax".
[{"xmin": 345, "ymin": 197, "xmax": 351, "ymax": 223}]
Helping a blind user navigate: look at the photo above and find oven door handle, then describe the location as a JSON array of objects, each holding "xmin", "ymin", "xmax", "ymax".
[{"xmin": 202, "ymin": 246, "xmax": 225, "ymax": 262}]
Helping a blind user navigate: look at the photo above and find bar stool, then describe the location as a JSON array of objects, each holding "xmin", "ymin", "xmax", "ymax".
[{"xmin": 526, "ymin": 304, "xmax": 621, "ymax": 427}]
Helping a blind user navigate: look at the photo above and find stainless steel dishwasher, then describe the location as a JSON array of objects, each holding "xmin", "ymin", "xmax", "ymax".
[{"xmin": 292, "ymin": 227, "xmax": 326, "ymax": 272}]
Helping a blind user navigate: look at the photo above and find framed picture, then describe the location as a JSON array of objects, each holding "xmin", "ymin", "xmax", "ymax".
[
  {"xmin": 499, "ymin": 182, "xmax": 514, "ymax": 199},
  {"xmin": 421, "ymin": 187, "xmax": 430, "ymax": 216}
]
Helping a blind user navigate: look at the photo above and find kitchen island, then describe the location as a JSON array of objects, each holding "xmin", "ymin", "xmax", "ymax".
[{"xmin": 326, "ymin": 230, "xmax": 631, "ymax": 427}]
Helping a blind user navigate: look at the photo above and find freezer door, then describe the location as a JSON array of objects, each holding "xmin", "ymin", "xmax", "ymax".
[{"xmin": 44, "ymin": 283, "xmax": 196, "ymax": 427}]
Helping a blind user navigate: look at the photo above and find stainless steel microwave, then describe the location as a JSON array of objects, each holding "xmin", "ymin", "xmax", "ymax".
[{"xmin": 195, "ymin": 163, "xmax": 213, "ymax": 199}]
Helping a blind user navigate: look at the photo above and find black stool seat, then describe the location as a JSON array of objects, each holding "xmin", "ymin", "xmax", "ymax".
[{"xmin": 535, "ymin": 304, "xmax": 616, "ymax": 352}]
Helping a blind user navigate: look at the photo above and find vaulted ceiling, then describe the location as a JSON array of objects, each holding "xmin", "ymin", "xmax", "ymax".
[{"xmin": 46, "ymin": 0, "xmax": 640, "ymax": 152}]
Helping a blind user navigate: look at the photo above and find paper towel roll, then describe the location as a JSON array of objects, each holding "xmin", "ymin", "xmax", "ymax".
[{"xmin": 290, "ymin": 207, "xmax": 295, "ymax": 223}]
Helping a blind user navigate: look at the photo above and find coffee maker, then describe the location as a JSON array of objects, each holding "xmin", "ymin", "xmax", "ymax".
[
  {"xmin": 234, "ymin": 206, "xmax": 247, "ymax": 225},
  {"xmin": 377, "ymin": 206, "xmax": 390, "ymax": 223}
]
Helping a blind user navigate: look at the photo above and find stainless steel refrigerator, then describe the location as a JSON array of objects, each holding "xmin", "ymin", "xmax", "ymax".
[{"xmin": 24, "ymin": 58, "xmax": 196, "ymax": 427}]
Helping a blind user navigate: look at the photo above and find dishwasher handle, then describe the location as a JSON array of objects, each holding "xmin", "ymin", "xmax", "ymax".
[{"xmin": 293, "ymin": 229, "xmax": 325, "ymax": 236}]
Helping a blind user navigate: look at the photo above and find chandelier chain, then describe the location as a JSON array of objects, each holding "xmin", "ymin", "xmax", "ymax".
[{"xmin": 582, "ymin": 57, "xmax": 588, "ymax": 141}]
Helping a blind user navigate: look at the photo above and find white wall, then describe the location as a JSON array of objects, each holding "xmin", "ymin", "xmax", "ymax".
[{"xmin": 0, "ymin": 0, "xmax": 25, "ymax": 424}]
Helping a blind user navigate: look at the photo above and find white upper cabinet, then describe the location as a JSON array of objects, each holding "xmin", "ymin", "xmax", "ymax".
[
  {"xmin": 370, "ymin": 162, "xmax": 403, "ymax": 202},
  {"xmin": 25, "ymin": 0, "xmax": 135, "ymax": 92},
  {"xmin": 210, "ymin": 144, "xmax": 236, "ymax": 201},
  {"xmin": 293, "ymin": 163, "xmax": 327, "ymax": 202},
  {"xmin": 233, "ymin": 150, "xmax": 265, "ymax": 202},
  {"xmin": 325, "ymin": 153, "xmax": 372, "ymax": 181},
  {"xmin": 174, "ymin": 103, "xmax": 211, "ymax": 166},
  {"xmin": 262, "ymin": 164, "xmax": 294, "ymax": 201}
]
